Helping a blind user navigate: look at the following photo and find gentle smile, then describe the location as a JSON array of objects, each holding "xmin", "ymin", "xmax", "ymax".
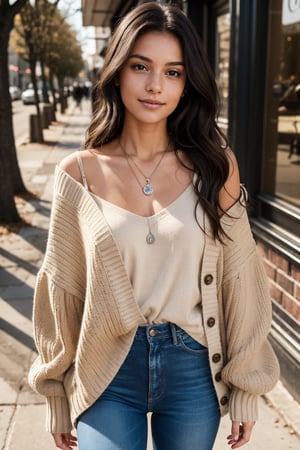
[
  {"xmin": 139, "ymin": 99, "xmax": 164, "ymax": 104},
  {"xmin": 138, "ymin": 99, "xmax": 165, "ymax": 108}
]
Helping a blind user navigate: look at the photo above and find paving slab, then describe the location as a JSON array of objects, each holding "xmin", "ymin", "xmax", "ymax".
[
  {"xmin": 0, "ymin": 406, "xmax": 15, "ymax": 449},
  {"xmin": 4, "ymin": 405, "xmax": 54, "ymax": 450}
]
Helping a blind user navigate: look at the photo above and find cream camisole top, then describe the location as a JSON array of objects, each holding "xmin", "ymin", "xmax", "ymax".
[{"xmin": 77, "ymin": 152, "xmax": 207, "ymax": 345}]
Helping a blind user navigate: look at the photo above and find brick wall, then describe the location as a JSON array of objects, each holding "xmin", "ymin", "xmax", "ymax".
[{"xmin": 256, "ymin": 239, "xmax": 300, "ymax": 323}]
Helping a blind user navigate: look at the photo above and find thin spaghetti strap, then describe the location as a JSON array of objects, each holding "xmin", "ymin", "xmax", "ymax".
[{"xmin": 76, "ymin": 151, "xmax": 89, "ymax": 190}]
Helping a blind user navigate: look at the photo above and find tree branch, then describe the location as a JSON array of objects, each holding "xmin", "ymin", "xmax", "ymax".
[{"xmin": 9, "ymin": 0, "xmax": 28, "ymax": 17}]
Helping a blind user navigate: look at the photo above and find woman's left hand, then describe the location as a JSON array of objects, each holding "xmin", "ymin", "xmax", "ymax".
[{"xmin": 227, "ymin": 421, "xmax": 256, "ymax": 448}]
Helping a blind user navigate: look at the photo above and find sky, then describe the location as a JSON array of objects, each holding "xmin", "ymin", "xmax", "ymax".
[{"xmin": 58, "ymin": 0, "xmax": 96, "ymax": 62}]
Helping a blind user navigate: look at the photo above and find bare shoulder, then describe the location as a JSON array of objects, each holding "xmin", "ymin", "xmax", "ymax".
[
  {"xmin": 59, "ymin": 150, "xmax": 92, "ymax": 184},
  {"xmin": 219, "ymin": 148, "xmax": 241, "ymax": 212}
]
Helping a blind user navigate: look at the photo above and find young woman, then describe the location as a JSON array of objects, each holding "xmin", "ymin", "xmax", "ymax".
[{"xmin": 28, "ymin": 3, "xmax": 279, "ymax": 450}]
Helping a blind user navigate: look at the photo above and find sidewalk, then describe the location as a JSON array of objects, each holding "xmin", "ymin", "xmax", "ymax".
[{"xmin": 0, "ymin": 99, "xmax": 300, "ymax": 450}]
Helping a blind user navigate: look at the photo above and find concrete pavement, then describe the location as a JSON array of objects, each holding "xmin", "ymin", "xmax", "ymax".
[{"xmin": 1, "ymin": 99, "xmax": 300, "ymax": 449}]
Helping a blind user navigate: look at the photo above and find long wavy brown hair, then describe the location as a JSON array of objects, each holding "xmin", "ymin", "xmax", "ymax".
[{"xmin": 85, "ymin": 2, "xmax": 230, "ymax": 240}]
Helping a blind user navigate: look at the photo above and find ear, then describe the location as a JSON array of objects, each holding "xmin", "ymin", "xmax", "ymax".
[{"xmin": 114, "ymin": 76, "xmax": 120, "ymax": 86}]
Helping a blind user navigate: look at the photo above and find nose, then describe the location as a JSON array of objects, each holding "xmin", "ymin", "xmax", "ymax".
[{"xmin": 145, "ymin": 72, "xmax": 162, "ymax": 94}]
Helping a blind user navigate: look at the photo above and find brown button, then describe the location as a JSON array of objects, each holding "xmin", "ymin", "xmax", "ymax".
[
  {"xmin": 215, "ymin": 372, "xmax": 222, "ymax": 382},
  {"xmin": 149, "ymin": 329, "xmax": 158, "ymax": 337},
  {"xmin": 220, "ymin": 395, "xmax": 228, "ymax": 405},
  {"xmin": 207, "ymin": 317, "xmax": 215, "ymax": 327},
  {"xmin": 212, "ymin": 353, "xmax": 221, "ymax": 363},
  {"xmin": 204, "ymin": 274, "xmax": 214, "ymax": 285}
]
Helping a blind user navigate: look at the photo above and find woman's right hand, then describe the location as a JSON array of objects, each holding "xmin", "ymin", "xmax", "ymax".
[{"xmin": 52, "ymin": 432, "xmax": 77, "ymax": 449}]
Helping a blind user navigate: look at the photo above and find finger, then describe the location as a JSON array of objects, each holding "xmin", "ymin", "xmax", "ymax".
[
  {"xmin": 228, "ymin": 422, "xmax": 255, "ymax": 449},
  {"xmin": 242, "ymin": 421, "xmax": 255, "ymax": 441},
  {"xmin": 227, "ymin": 421, "xmax": 240, "ymax": 442},
  {"xmin": 66, "ymin": 433, "xmax": 78, "ymax": 444},
  {"xmin": 52, "ymin": 433, "xmax": 76, "ymax": 450}
]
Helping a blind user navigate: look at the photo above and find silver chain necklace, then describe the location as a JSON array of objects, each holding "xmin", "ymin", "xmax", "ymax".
[
  {"xmin": 119, "ymin": 140, "xmax": 168, "ymax": 196},
  {"xmin": 120, "ymin": 140, "xmax": 169, "ymax": 244},
  {"xmin": 145, "ymin": 217, "xmax": 155, "ymax": 245}
]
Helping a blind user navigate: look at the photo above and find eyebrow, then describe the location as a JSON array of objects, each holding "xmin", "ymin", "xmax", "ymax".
[{"xmin": 128, "ymin": 53, "xmax": 185, "ymax": 66}]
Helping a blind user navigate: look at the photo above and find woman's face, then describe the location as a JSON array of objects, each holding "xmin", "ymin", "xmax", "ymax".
[{"xmin": 119, "ymin": 31, "xmax": 186, "ymax": 127}]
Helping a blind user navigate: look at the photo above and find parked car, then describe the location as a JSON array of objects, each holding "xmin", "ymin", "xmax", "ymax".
[
  {"xmin": 21, "ymin": 87, "xmax": 43, "ymax": 105},
  {"xmin": 9, "ymin": 86, "xmax": 22, "ymax": 101}
]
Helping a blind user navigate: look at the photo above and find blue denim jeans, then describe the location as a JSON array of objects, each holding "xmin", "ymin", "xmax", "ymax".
[{"xmin": 77, "ymin": 323, "xmax": 220, "ymax": 450}]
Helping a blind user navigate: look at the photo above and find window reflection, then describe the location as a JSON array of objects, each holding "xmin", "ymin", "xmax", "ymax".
[
  {"xmin": 272, "ymin": 6, "xmax": 300, "ymax": 206},
  {"xmin": 215, "ymin": 12, "xmax": 230, "ymax": 133}
]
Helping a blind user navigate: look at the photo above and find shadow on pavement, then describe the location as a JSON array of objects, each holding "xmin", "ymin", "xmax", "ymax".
[
  {"xmin": 0, "ymin": 248, "xmax": 39, "ymax": 275},
  {"xmin": 0, "ymin": 318, "xmax": 35, "ymax": 350}
]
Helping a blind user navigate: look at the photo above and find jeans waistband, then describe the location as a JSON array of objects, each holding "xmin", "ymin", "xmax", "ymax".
[{"xmin": 135, "ymin": 323, "xmax": 184, "ymax": 344}]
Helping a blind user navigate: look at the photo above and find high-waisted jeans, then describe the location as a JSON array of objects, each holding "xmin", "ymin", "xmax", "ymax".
[{"xmin": 77, "ymin": 323, "xmax": 220, "ymax": 450}]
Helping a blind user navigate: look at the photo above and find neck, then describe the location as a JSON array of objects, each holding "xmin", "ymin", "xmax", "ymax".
[{"xmin": 120, "ymin": 124, "xmax": 170, "ymax": 159}]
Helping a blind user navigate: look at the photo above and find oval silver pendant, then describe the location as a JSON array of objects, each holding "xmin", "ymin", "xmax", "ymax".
[
  {"xmin": 146, "ymin": 232, "xmax": 155, "ymax": 244},
  {"xmin": 143, "ymin": 183, "xmax": 153, "ymax": 196}
]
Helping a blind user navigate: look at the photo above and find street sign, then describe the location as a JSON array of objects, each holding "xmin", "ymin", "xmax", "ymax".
[{"xmin": 282, "ymin": 0, "xmax": 300, "ymax": 25}]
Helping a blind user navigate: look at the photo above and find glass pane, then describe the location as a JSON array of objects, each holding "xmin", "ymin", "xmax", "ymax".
[
  {"xmin": 266, "ymin": 0, "xmax": 300, "ymax": 207},
  {"xmin": 215, "ymin": 13, "xmax": 231, "ymax": 133}
]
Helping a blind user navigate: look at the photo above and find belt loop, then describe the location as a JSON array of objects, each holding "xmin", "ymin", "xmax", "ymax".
[{"xmin": 170, "ymin": 323, "xmax": 178, "ymax": 345}]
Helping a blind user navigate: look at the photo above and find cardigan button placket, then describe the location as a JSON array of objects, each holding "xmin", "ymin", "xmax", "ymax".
[
  {"xmin": 215, "ymin": 372, "xmax": 222, "ymax": 382},
  {"xmin": 220, "ymin": 395, "xmax": 229, "ymax": 405},
  {"xmin": 204, "ymin": 274, "xmax": 214, "ymax": 285},
  {"xmin": 212, "ymin": 353, "xmax": 221, "ymax": 363},
  {"xmin": 207, "ymin": 317, "xmax": 215, "ymax": 327}
]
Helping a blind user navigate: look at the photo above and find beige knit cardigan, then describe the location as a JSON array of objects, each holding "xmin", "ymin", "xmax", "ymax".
[{"xmin": 28, "ymin": 166, "xmax": 280, "ymax": 433}]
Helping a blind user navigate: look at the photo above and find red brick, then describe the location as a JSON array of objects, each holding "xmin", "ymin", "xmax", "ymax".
[
  {"xmin": 263, "ymin": 259, "xmax": 276, "ymax": 280},
  {"xmin": 294, "ymin": 283, "xmax": 300, "ymax": 302},
  {"xmin": 256, "ymin": 241, "xmax": 269, "ymax": 259},
  {"xmin": 269, "ymin": 249, "xmax": 288, "ymax": 272},
  {"xmin": 269, "ymin": 281, "xmax": 283, "ymax": 304},
  {"xmin": 276, "ymin": 269, "xmax": 294, "ymax": 295},
  {"xmin": 282, "ymin": 292, "xmax": 300, "ymax": 321},
  {"xmin": 291, "ymin": 264, "xmax": 300, "ymax": 282}
]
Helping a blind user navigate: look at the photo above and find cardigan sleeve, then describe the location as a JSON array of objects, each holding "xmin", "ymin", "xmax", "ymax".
[
  {"xmin": 28, "ymin": 270, "xmax": 84, "ymax": 433},
  {"xmin": 220, "ymin": 203, "xmax": 280, "ymax": 422},
  {"xmin": 27, "ymin": 172, "xmax": 88, "ymax": 432}
]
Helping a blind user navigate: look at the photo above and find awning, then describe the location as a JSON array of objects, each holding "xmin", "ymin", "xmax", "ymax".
[{"xmin": 81, "ymin": 0, "xmax": 137, "ymax": 27}]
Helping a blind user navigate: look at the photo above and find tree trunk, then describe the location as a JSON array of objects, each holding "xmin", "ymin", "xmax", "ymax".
[
  {"xmin": 29, "ymin": 51, "xmax": 44, "ymax": 142},
  {"xmin": 0, "ymin": 11, "xmax": 27, "ymax": 223},
  {"xmin": 49, "ymin": 70, "xmax": 57, "ymax": 112},
  {"xmin": 58, "ymin": 75, "xmax": 66, "ymax": 114},
  {"xmin": 40, "ymin": 58, "xmax": 50, "ymax": 104}
]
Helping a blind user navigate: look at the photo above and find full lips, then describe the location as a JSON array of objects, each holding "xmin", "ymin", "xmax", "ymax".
[{"xmin": 138, "ymin": 99, "xmax": 165, "ymax": 108}]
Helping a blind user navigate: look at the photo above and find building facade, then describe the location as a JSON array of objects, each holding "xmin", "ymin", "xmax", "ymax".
[{"xmin": 82, "ymin": 0, "xmax": 300, "ymax": 403}]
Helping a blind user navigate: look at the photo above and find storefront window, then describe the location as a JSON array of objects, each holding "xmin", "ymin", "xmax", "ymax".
[
  {"xmin": 215, "ymin": 12, "xmax": 230, "ymax": 133},
  {"xmin": 264, "ymin": 0, "xmax": 300, "ymax": 207}
]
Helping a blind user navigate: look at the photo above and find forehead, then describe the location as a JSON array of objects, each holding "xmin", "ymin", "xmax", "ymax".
[{"xmin": 130, "ymin": 31, "xmax": 183, "ymax": 59}]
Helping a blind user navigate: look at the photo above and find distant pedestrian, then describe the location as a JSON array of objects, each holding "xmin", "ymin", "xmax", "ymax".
[
  {"xmin": 72, "ymin": 83, "xmax": 84, "ymax": 111},
  {"xmin": 28, "ymin": 3, "xmax": 279, "ymax": 450}
]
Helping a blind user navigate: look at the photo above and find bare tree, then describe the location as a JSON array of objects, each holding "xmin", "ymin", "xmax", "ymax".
[
  {"xmin": 18, "ymin": 0, "xmax": 60, "ymax": 143},
  {"xmin": 46, "ymin": 17, "xmax": 84, "ymax": 113}
]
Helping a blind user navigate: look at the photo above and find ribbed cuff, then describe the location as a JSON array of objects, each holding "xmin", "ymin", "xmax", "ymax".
[
  {"xmin": 229, "ymin": 389, "xmax": 258, "ymax": 422},
  {"xmin": 45, "ymin": 396, "xmax": 72, "ymax": 433}
]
